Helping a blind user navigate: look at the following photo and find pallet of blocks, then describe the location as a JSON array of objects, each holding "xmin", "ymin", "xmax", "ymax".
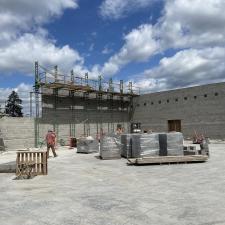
[
  {"xmin": 77, "ymin": 136, "xmax": 99, "ymax": 154},
  {"xmin": 121, "ymin": 133, "xmax": 160, "ymax": 158},
  {"xmin": 126, "ymin": 132, "xmax": 209, "ymax": 165},
  {"xmin": 100, "ymin": 134, "xmax": 121, "ymax": 159}
]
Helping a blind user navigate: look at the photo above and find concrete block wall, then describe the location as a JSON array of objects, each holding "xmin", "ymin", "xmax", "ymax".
[
  {"xmin": 2, "ymin": 82, "xmax": 225, "ymax": 151},
  {"xmin": 38, "ymin": 122, "xmax": 129, "ymax": 145},
  {"xmin": 40, "ymin": 93, "xmax": 130, "ymax": 143},
  {"xmin": 132, "ymin": 82, "xmax": 225, "ymax": 139},
  {"xmin": 0, "ymin": 117, "xmax": 35, "ymax": 150},
  {"xmin": 0, "ymin": 118, "xmax": 129, "ymax": 150}
]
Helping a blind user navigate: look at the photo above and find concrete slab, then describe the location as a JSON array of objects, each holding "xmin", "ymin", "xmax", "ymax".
[
  {"xmin": 0, "ymin": 161, "xmax": 16, "ymax": 173},
  {"xmin": 0, "ymin": 144, "xmax": 225, "ymax": 225}
]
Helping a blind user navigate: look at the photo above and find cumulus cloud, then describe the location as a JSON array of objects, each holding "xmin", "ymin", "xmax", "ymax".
[
  {"xmin": 0, "ymin": 0, "xmax": 83, "ymax": 76},
  {"xmin": 99, "ymin": 0, "xmax": 156, "ymax": 20},
  {"xmin": 136, "ymin": 47, "xmax": 225, "ymax": 92},
  {"xmin": 98, "ymin": 0, "xmax": 225, "ymax": 91},
  {"xmin": 0, "ymin": 0, "xmax": 78, "ymax": 44},
  {"xmin": 156, "ymin": 0, "xmax": 225, "ymax": 49},
  {"xmin": 101, "ymin": 24, "xmax": 159, "ymax": 76},
  {"xmin": 0, "ymin": 32, "xmax": 83, "ymax": 75}
]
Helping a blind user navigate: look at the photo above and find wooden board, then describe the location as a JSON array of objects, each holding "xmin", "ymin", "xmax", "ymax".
[
  {"xmin": 127, "ymin": 155, "xmax": 208, "ymax": 165},
  {"xmin": 16, "ymin": 150, "xmax": 48, "ymax": 176}
]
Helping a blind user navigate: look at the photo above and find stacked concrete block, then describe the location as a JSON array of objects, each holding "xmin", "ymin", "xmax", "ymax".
[
  {"xmin": 121, "ymin": 132, "xmax": 184, "ymax": 158},
  {"xmin": 121, "ymin": 134, "xmax": 132, "ymax": 158},
  {"xmin": 183, "ymin": 145, "xmax": 197, "ymax": 155},
  {"xmin": 131, "ymin": 133, "xmax": 160, "ymax": 158},
  {"xmin": 132, "ymin": 82, "xmax": 225, "ymax": 139},
  {"xmin": 100, "ymin": 134, "xmax": 121, "ymax": 159},
  {"xmin": 140, "ymin": 133, "xmax": 160, "ymax": 157},
  {"xmin": 0, "ymin": 117, "xmax": 35, "ymax": 150},
  {"xmin": 77, "ymin": 136, "xmax": 99, "ymax": 153},
  {"xmin": 167, "ymin": 132, "xmax": 184, "ymax": 156}
]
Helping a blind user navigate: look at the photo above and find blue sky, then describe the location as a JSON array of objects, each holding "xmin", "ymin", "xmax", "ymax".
[{"xmin": 0, "ymin": 0, "xmax": 225, "ymax": 108}]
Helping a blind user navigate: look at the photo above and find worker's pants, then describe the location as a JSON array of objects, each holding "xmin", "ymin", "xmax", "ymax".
[{"xmin": 47, "ymin": 144, "xmax": 57, "ymax": 157}]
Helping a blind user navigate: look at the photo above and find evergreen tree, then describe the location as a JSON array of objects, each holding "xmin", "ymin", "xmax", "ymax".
[{"xmin": 5, "ymin": 91, "xmax": 23, "ymax": 117}]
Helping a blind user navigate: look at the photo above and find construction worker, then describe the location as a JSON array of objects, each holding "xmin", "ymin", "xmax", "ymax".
[{"xmin": 46, "ymin": 130, "xmax": 57, "ymax": 158}]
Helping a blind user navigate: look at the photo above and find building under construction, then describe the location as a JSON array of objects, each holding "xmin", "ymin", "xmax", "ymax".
[
  {"xmin": 32, "ymin": 62, "xmax": 140, "ymax": 147},
  {"xmin": 1, "ymin": 61, "xmax": 225, "ymax": 150}
]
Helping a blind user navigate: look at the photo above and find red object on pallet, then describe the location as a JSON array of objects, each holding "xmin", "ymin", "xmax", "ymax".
[{"xmin": 69, "ymin": 137, "xmax": 77, "ymax": 149}]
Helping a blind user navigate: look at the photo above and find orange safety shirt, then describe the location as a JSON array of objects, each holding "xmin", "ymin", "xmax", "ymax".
[{"xmin": 46, "ymin": 132, "xmax": 56, "ymax": 145}]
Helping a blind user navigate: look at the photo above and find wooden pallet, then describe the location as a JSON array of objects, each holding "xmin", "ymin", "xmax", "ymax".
[
  {"xmin": 127, "ymin": 155, "xmax": 208, "ymax": 165},
  {"xmin": 16, "ymin": 150, "xmax": 48, "ymax": 177}
]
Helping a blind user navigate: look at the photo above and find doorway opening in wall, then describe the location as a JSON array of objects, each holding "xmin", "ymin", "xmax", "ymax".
[{"xmin": 168, "ymin": 120, "xmax": 181, "ymax": 132}]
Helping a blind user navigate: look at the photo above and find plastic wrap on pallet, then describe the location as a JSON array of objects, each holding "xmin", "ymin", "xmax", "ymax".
[
  {"xmin": 167, "ymin": 132, "xmax": 184, "ymax": 156},
  {"xmin": 140, "ymin": 133, "xmax": 159, "ymax": 157},
  {"xmin": 121, "ymin": 134, "xmax": 132, "ymax": 158},
  {"xmin": 100, "ymin": 134, "xmax": 121, "ymax": 159},
  {"xmin": 77, "ymin": 136, "xmax": 99, "ymax": 153},
  {"xmin": 131, "ymin": 133, "xmax": 159, "ymax": 158}
]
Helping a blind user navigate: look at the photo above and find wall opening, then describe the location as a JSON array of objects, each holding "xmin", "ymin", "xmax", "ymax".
[{"xmin": 168, "ymin": 120, "xmax": 181, "ymax": 132}]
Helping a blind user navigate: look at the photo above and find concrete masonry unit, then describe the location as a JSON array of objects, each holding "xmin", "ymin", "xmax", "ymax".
[{"xmin": 1, "ymin": 82, "xmax": 225, "ymax": 150}]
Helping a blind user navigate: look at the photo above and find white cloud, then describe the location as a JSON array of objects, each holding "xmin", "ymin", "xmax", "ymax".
[
  {"xmin": 156, "ymin": 0, "xmax": 225, "ymax": 49},
  {"xmin": 101, "ymin": 24, "xmax": 159, "ymax": 76},
  {"xmin": 102, "ymin": 46, "xmax": 113, "ymax": 55},
  {"xmin": 0, "ymin": 32, "xmax": 83, "ymax": 75},
  {"xmin": 99, "ymin": 0, "xmax": 156, "ymax": 20},
  {"xmin": 137, "ymin": 47, "xmax": 225, "ymax": 91},
  {"xmin": 0, "ymin": 0, "xmax": 78, "ymax": 44},
  {"xmin": 98, "ymin": 0, "xmax": 225, "ymax": 91},
  {"xmin": 0, "ymin": 0, "xmax": 83, "ymax": 76}
]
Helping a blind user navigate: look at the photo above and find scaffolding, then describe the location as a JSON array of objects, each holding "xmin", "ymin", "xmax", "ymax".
[{"xmin": 32, "ymin": 61, "xmax": 140, "ymax": 147}]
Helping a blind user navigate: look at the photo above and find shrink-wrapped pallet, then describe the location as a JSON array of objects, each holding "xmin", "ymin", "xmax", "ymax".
[
  {"xmin": 121, "ymin": 134, "xmax": 132, "ymax": 158},
  {"xmin": 167, "ymin": 132, "xmax": 184, "ymax": 156},
  {"xmin": 100, "ymin": 134, "xmax": 121, "ymax": 159},
  {"xmin": 131, "ymin": 133, "xmax": 159, "ymax": 158},
  {"xmin": 77, "ymin": 136, "xmax": 99, "ymax": 154},
  {"xmin": 122, "ymin": 132, "xmax": 184, "ymax": 158}
]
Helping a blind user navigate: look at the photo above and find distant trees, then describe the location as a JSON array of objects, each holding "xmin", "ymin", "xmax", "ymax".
[{"xmin": 5, "ymin": 91, "xmax": 23, "ymax": 117}]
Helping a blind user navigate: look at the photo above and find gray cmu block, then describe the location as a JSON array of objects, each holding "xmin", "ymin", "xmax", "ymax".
[
  {"xmin": 100, "ymin": 134, "xmax": 121, "ymax": 159},
  {"xmin": 123, "ymin": 132, "xmax": 183, "ymax": 158}
]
